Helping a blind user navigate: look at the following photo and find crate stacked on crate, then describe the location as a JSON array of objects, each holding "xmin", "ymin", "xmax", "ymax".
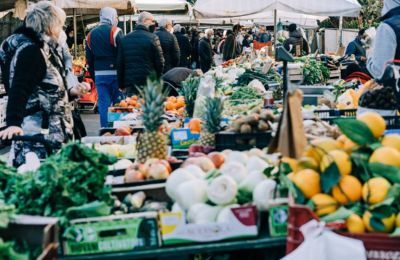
[
  {"xmin": 288, "ymin": 63, "xmax": 303, "ymax": 82},
  {"xmin": 327, "ymin": 68, "xmax": 341, "ymax": 84}
]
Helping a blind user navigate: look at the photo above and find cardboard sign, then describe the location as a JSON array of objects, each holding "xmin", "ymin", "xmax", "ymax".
[
  {"xmin": 170, "ymin": 128, "xmax": 200, "ymax": 149},
  {"xmin": 269, "ymin": 205, "xmax": 288, "ymax": 237}
]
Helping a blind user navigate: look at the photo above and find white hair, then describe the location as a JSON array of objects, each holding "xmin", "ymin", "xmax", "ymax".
[
  {"xmin": 158, "ymin": 18, "xmax": 172, "ymax": 28},
  {"xmin": 205, "ymin": 28, "xmax": 214, "ymax": 37},
  {"xmin": 173, "ymin": 24, "xmax": 182, "ymax": 33},
  {"xmin": 25, "ymin": 1, "xmax": 66, "ymax": 35},
  {"xmin": 138, "ymin": 11, "xmax": 154, "ymax": 25}
]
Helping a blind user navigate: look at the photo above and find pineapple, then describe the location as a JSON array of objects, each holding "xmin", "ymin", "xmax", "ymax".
[
  {"xmin": 137, "ymin": 76, "xmax": 169, "ymax": 163},
  {"xmin": 199, "ymin": 97, "xmax": 223, "ymax": 147},
  {"xmin": 179, "ymin": 76, "xmax": 200, "ymax": 118}
]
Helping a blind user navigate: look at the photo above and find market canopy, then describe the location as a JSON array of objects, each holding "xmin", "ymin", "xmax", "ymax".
[
  {"xmin": 52, "ymin": 0, "xmax": 134, "ymax": 10},
  {"xmin": 132, "ymin": 0, "xmax": 189, "ymax": 12},
  {"xmin": 193, "ymin": 0, "xmax": 361, "ymax": 19}
]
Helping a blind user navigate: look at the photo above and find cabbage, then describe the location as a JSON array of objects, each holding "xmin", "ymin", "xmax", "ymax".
[
  {"xmin": 188, "ymin": 203, "xmax": 222, "ymax": 224},
  {"xmin": 176, "ymin": 179, "xmax": 208, "ymax": 210},
  {"xmin": 239, "ymin": 171, "xmax": 267, "ymax": 193},
  {"xmin": 246, "ymin": 156, "xmax": 269, "ymax": 174},
  {"xmin": 166, "ymin": 169, "xmax": 197, "ymax": 201},
  {"xmin": 217, "ymin": 204, "xmax": 240, "ymax": 223},
  {"xmin": 207, "ymin": 175, "xmax": 238, "ymax": 205},
  {"xmin": 220, "ymin": 162, "xmax": 247, "ymax": 184},
  {"xmin": 183, "ymin": 165, "xmax": 206, "ymax": 179},
  {"xmin": 226, "ymin": 151, "xmax": 248, "ymax": 165}
]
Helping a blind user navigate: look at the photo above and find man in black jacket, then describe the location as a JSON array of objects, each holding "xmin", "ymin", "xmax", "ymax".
[
  {"xmin": 198, "ymin": 29, "xmax": 214, "ymax": 73},
  {"xmin": 117, "ymin": 12, "xmax": 164, "ymax": 95},
  {"xmin": 284, "ymin": 24, "xmax": 309, "ymax": 57},
  {"xmin": 155, "ymin": 18, "xmax": 180, "ymax": 73},
  {"xmin": 173, "ymin": 24, "xmax": 191, "ymax": 68}
]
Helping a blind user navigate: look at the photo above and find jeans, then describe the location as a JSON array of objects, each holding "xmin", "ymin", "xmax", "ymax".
[{"xmin": 95, "ymin": 75, "xmax": 121, "ymax": 128}]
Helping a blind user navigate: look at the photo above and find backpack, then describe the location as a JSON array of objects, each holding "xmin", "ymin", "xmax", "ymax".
[
  {"xmin": 377, "ymin": 61, "xmax": 400, "ymax": 109},
  {"xmin": 86, "ymin": 25, "xmax": 119, "ymax": 50}
]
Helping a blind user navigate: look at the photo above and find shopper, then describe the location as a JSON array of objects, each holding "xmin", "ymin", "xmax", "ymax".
[
  {"xmin": 367, "ymin": 0, "xmax": 400, "ymax": 79},
  {"xmin": 198, "ymin": 29, "xmax": 214, "ymax": 73},
  {"xmin": 117, "ymin": 11, "xmax": 164, "ymax": 95},
  {"xmin": 86, "ymin": 7, "xmax": 123, "ymax": 128},
  {"xmin": 284, "ymin": 24, "xmax": 308, "ymax": 57},
  {"xmin": 190, "ymin": 28, "xmax": 200, "ymax": 68},
  {"xmin": 162, "ymin": 67, "xmax": 202, "ymax": 95},
  {"xmin": 257, "ymin": 26, "xmax": 271, "ymax": 43},
  {"xmin": 346, "ymin": 29, "xmax": 368, "ymax": 67},
  {"xmin": 155, "ymin": 18, "xmax": 180, "ymax": 73},
  {"xmin": 174, "ymin": 24, "xmax": 191, "ymax": 68},
  {"xmin": 223, "ymin": 24, "xmax": 241, "ymax": 61},
  {"xmin": 0, "ymin": 1, "xmax": 85, "ymax": 166}
]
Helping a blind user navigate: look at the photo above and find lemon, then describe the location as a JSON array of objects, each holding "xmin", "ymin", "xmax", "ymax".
[
  {"xmin": 381, "ymin": 134, "xmax": 400, "ymax": 152},
  {"xmin": 297, "ymin": 157, "xmax": 319, "ymax": 172},
  {"xmin": 346, "ymin": 214, "xmax": 365, "ymax": 234},
  {"xmin": 336, "ymin": 135, "xmax": 358, "ymax": 154},
  {"xmin": 363, "ymin": 211, "xmax": 396, "ymax": 233},
  {"xmin": 303, "ymin": 138, "xmax": 339, "ymax": 163},
  {"xmin": 320, "ymin": 150, "xmax": 352, "ymax": 176},
  {"xmin": 369, "ymin": 147, "xmax": 400, "ymax": 167},
  {"xmin": 357, "ymin": 112, "xmax": 386, "ymax": 138},
  {"xmin": 362, "ymin": 177, "xmax": 391, "ymax": 205},
  {"xmin": 311, "ymin": 194, "xmax": 338, "ymax": 217},
  {"xmin": 396, "ymin": 213, "xmax": 400, "ymax": 228},
  {"xmin": 292, "ymin": 169, "xmax": 321, "ymax": 199},
  {"xmin": 332, "ymin": 175, "xmax": 362, "ymax": 204}
]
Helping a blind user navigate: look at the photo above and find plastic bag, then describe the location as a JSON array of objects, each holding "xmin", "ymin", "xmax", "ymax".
[{"xmin": 282, "ymin": 220, "xmax": 366, "ymax": 260}]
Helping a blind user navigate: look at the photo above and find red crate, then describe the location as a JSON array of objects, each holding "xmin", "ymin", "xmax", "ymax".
[{"xmin": 287, "ymin": 201, "xmax": 400, "ymax": 259}]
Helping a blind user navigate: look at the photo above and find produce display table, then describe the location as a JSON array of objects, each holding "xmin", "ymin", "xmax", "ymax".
[{"xmin": 60, "ymin": 226, "xmax": 286, "ymax": 260}]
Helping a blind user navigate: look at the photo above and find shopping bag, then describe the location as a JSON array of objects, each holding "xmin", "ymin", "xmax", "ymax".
[
  {"xmin": 268, "ymin": 89, "xmax": 307, "ymax": 159},
  {"xmin": 282, "ymin": 220, "xmax": 366, "ymax": 260}
]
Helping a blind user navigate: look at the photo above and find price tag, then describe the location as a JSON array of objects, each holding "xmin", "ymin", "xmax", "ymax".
[
  {"xmin": 173, "ymin": 130, "xmax": 188, "ymax": 141},
  {"xmin": 262, "ymin": 60, "xmax": 273, "ymax": 74}
]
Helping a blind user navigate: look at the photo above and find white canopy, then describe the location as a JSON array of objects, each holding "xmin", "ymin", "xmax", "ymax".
[
  {"xmin": 133, "ymin": 0, "xmax": 189, "ymax": 12},
  {"xmin": 194, "ymin": 0, "xmax": 361, "ymax": 18},
  {"xmin": 52, "ymin": 0, "xmax": 134, "ymax": 10}
]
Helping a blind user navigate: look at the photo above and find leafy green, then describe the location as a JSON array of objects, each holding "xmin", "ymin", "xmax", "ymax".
[
  {"xmin": 335, "ymin": 118, "xmax": 376, "ymax": 145},
  {"xmin": 320, "ymin": 206, "xmax": 353, "ymax": 223},
  {"xmin": 302, "ymin": 58, "xmax": 330, "ymax": 85},
  {"xmin": 236, "ymin": 189, "xmax": 253, "ymax": 205},
  {"xmin": 179, "ymin": 76, "xmax": 200, "ymax": 118},
  {"xmin": 320, "ymin": 162, "xmax": 341, "ymax": 193},
  {"xmin": 0, "ymin": 239, "xmax": 29, "ymax": 260},
  {"xmin": 369, "ymin": 163, "xmax": 400, "ymax": 183},
  {"xmin": 229, "ymin": 87, "xmax": 262, "ymax": 105},
  {"xmin": 66, "ymin": 201, "xmax": 111, "ymax": 219},
  {"xmin": 3, "ymin": 142, "xmax": 116, "ymax": 226}
]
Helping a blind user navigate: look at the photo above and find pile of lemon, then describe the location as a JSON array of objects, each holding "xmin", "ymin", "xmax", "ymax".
[{"xmin": 286, "ymin": 112, "xmax": 400, "ymax": 234}]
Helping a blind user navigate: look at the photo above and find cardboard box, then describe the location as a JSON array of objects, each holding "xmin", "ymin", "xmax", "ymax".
[
  {"xmin": 0, "ymin": 215, "xmax": 59, "ymax": 260},
  {"xmin": 160, "ymin": 206, "xmax": 259, "ymax": 245},
  {"xmin": 63, "ymin": 212, "xmax": 160, "ymax": 256}
]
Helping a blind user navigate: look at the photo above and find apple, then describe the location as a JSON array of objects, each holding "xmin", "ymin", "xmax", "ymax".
[
  {"xmin": 124, "ymin": 168, "xmax": 145, "ymax": 183},
  {"xmin": 182, "ymin": 157, "xmax": 215, "ymax": 172},
  {"xmin": 207, "ymin": 152, "xmax": 225, "ymax": 168},
  {"xmin": 189, "ymin": 144, "xmax": 204, "ymax": 154},
  {"xmin": 148, "ymin": 163, "xmax": 169, "ymax": 180},
  {"xmin": 159, "ymin": 160, "xmax": 172, "ymax": 173},
  {"xmin": 115, "ymin": 126, "xmax": 132, "ymax": 136}
]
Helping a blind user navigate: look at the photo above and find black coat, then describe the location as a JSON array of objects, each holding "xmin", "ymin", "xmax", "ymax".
[
  {"xmin": 155, "ymin": 28, "xmax": 180, "ymax": 73},
  {"xmin": 174, "ymin": 32, "xmax": 191, "ymax": 68},
  {"xmin": 222, "ymin": 34, "xmax": 240, "ymax": 61},
  {"xmin": 117, "ymin": 25, "xmax": 164, "ymax": 95},
  {"xmin": 284, "ymin": 30, "xmax": 309, "ymax": 57},
  {"xmin": 198, "ymin": 37, "xmax": 213, "ymax": 73}
]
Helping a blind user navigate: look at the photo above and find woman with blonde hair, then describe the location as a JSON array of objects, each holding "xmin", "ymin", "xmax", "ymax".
[{"xmin": 0, "ymin": 1, "xmax": 86, "ymax": 166}]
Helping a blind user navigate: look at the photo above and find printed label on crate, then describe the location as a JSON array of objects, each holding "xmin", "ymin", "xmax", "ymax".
[
  {"xmin": 366, "ymin": 250, "xmax": 400, "ymax": 260},
  {"xmin": 269, "ymin": 205, "xmax": 288, "ymax": 237},
  {"xmin": 63, "ymin": 216, "xmax": 159, "ymax": 255},
  {"xmin": 160, "ymin": 206, "xmax": 258, "ymax": 245},
  {"xmin": 170, "ymin": 128, "xmax": 200, "ymax": 149}
]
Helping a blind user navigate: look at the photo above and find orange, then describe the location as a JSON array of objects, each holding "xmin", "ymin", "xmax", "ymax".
[
  {"xmin": 119, "ymin": 100, "xmax": 128, "ymax": 108},
  {"xmin": 188, "ymin": 118, "xmax": 202, "ymax": 133},
  {"xmin": 131, "ymin": 95, "xmax": 138, "ymax": 100},
  {"xmin": 166, "ymin": 102, "xmax": 176, "ymax": 111},
  {"xmin": 357, "ymin": 112, "xmax": 386, "ymax": 139},
  {"xmin": 332, "ymin": 175, "xmax": 362, "ymax": 204}
]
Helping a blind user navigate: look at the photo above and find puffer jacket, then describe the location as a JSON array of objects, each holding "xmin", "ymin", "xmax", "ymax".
[
  {"xmin": 117, "ymin": 25, "xmax": 165, "ymax": 95},
  {"xmin": 284, "ymin": 30, "xmax": 308, "ymax": 57},
  {"xmin": 174, "ymin": 32, "xmax": 191, "ymax": 67},
  {"xmin": 198, "ymin": 37, "xmax": 213, "ymax": 73},
  {"xmin": 156, "ymin": 28, "xmax": 180, "ymax": 73}
]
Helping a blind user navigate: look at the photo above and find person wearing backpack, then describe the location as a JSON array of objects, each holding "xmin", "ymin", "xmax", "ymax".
[
  {"xmin": 86, "ymin": 7, "xmax": 123, "ymax": 128},
  {"xmin": 367, "ymin": 0, "xmax": 400, "ymax": 79}
]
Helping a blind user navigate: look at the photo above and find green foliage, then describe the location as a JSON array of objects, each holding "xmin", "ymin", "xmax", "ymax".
[
  {"xmin": 302, "ymin": 58, "xmax": 330, "ymax": 85},
  {"xmin": 202, "ymin": 97, "xmax": 224, "ymax": 134},
  {"xmin": 335, "ymin": 118, "xmax": 376, "ymax": 145},
  {"xmin": 139, "ymin": 75, "xmax": 169, "ymax": 132},
  {"xmin": 229, "ymin": 87, "xmax": 262, "ymax": 105},
  {"xmin": 320, "ymin": 162, "xmax": 341, "ymax": 193},
  {"xmin": 179, "ymin": 76, "xmax": 200, "ymax": 118},
  {"xmin": 3, "ymin": 143, "xmax": 116, "ymax": 225}
]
